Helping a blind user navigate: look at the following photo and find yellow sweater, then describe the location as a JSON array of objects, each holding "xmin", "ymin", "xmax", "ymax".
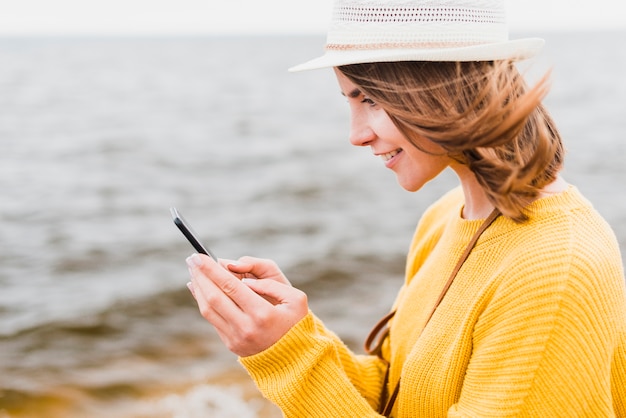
[{"xmin": 240, "ymin": 186, "xmax": 626, "ymax": 417}]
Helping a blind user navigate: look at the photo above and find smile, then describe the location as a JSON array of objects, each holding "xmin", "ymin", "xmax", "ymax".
[{"xmin": 380, "ymin": 149, "xmax": 402, "ymax": 162}]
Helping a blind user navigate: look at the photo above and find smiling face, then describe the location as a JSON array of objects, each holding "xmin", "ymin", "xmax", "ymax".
[{"xmin": 334, "ymin": 69, "xmax": 453, "ymax": 192}]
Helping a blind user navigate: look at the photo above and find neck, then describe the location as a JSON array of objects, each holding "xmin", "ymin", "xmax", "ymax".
[
  {"xmin": 454, "ymin": 165, "xmax": 494, "ymax": 220},
  {"xmin": 451, "ymin": 164, "xmax": 568, "ymax": 220}
]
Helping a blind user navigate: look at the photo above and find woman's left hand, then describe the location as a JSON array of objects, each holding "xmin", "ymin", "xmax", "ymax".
[{"xmin": 185, "ymin": 253, "xmax": 309, "ymax": 357}]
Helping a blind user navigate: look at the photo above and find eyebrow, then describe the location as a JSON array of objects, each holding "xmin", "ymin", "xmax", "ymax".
[{"xmin": 341, "ymin": 88, "xmax": 362, "ymax": 99}]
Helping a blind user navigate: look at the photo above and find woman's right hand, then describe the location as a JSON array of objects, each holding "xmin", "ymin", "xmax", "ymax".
[{"xmin": 186, "ymin": 254, "xmax": 309, "ymax": 357}]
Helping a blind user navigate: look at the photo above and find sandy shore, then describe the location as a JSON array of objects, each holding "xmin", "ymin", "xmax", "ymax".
[{"xmin": 1, "ymin": 367, "xmax": 281, "ymax": 418}]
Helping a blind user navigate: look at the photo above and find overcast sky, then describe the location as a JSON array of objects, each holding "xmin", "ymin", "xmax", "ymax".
[{"xmin": 0, "ymin": 0, "xmax": 623, "ymax": 36}]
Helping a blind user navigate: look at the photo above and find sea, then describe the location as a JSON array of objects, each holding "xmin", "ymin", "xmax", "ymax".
[{"xmin": 1, "ymin": 31, "xmax": 625, "ymax": 417}]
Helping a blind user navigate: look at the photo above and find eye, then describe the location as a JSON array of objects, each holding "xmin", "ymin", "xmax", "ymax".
[{"xmin": 361, "ymin": 97, "xmax": 376, "ymax": 106}]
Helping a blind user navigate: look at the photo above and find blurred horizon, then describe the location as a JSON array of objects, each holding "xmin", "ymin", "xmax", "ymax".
[
  {"xmin": 0, "ymin": 27, "xmax": 624, "ymax": 42},
  {"xmin": 0, "ymin": 0, "xmax": 624, "ymax": 37}
]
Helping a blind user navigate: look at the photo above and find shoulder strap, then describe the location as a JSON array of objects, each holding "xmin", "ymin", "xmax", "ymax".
[
  {"xmin": 426, "ymin": 208, "xmax": 501, "ymax": 326},
  {"xmin": 370, "ymin": 208, "xmax": 500, "ymax": 417}
]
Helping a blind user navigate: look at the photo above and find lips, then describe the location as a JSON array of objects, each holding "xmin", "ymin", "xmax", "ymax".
[{"xmin": 380, "ymin": 149, "xmax": 402, "ymax": 162}]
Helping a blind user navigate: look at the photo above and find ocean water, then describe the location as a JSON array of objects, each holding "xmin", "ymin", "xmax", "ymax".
[{"xmin": 1, "ymin": 31, "xmax": 625, "ymax": 417}]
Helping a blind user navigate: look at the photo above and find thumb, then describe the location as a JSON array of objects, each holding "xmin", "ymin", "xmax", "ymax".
[
  {"xmin": 243, "ymin": 278, "xmax": 307, "ymax": 310},
  {"xmin": 228, "ymin": 257, "xmax": 291, "ymax": 285}
]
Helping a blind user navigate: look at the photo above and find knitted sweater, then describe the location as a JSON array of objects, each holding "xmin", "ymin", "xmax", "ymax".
[{"xmin": 240, "ymin": 186, "xmax": 626, "ymax": 417}]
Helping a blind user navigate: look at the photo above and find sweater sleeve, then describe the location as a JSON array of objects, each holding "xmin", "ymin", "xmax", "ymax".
[
  {"xmin": 448, "ymin": 240, "xmax": 626, "ymax": 417},
  {"xmin": 239, "ymin": 311, "xmax": 387, "ymax": 417}
]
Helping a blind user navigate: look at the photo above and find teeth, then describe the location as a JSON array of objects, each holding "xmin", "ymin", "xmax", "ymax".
[{"xmin": 380, "ymin": 149, "xmax": 400, "ymax": 162}]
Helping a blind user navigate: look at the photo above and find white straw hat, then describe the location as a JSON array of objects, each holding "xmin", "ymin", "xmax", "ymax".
[{"xmin": 289, "ymin": 0, "xmax": 544, "ymax": 72}]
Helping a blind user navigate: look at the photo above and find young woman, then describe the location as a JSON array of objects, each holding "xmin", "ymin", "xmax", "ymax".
[{"xmin": 184, "ymin": 0, "xmax": 626, "ymax": 416}]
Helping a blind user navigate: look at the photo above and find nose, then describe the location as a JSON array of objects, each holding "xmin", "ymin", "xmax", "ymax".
[{"xmin": 348, "ymin": 109, "xmax": 376, "ymax": 147}]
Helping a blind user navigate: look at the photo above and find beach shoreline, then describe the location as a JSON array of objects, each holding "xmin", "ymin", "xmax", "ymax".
[{"xmin": 1, "ymin": 365, "xmax": 280, "ymax": 418}]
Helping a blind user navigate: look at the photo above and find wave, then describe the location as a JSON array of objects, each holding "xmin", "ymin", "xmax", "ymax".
[{"xmin": 0, "ymin": 371, "xmax": 281, "ymax": 418}]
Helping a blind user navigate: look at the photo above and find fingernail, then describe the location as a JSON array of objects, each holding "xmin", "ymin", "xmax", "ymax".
[
  {"xmin": 186, "ymin": 282, "xmax": 196, "ymax": 298},
  {"xmin": 242, "ymin": 278, "xmax": 256, "ymax": 285},
  {"xmin": 186, "ymin": 253, "xmax": 202, "ymax": 267}
]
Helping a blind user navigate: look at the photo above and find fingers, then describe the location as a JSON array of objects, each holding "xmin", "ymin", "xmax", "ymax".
[
  {"xmin": 227, "ymin": 256, "xmax": 292, "ymax": 285},
  {"xmin": 243, "ymin": 278, "xmax": 308, "ymax": 311},
  {"xmin": 186, "ymin": 264, "xmax": 230, "ymax": 331},
  {"xmin": 183, "ymin": 254, "xmax": 309, "ymax": 356},
  {"xmin": 217, "ymin": 258, "xmax": 238, "ymax": 271},
  {"xmin": 187, "ymin": 254, "xmax": 236, "ymax": 298}
]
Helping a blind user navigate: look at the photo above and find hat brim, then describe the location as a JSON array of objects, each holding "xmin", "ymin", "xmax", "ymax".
[{"xmin": 289, "ymin": 38, "xmax": 544, "ymax": 72}]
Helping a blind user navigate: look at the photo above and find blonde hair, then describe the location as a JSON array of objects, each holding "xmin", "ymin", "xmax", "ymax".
[{"xmin": 338, "ymin": 61, "xmax": 564, "ymax": 223}]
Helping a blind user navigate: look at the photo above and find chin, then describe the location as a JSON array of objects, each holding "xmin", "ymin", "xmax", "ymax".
[
  {"xmin": 395, "ymin": 168, "xmax": 444, "ymax": 191},
  {"xmin": 397, "ymin": 178, "xmax": 426, "ymax": 192}
]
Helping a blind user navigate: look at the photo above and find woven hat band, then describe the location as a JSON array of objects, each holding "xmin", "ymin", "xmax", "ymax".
[{"xmin": 326, "ymin": 1, "xmax": 508, "ymax": 51}]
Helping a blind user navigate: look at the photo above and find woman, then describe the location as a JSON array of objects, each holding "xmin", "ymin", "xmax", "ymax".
[{"xmin": 184, "ymin": 0, "xmax": 626, "ymax": 416}]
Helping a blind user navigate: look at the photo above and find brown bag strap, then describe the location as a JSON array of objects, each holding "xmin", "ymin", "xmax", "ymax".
[
  {"xmin": 366, "ymin": 208, "xmax": 500, "ymax": 417},
  {"xmin": 364, "ymin": 310, "xmax": 396, "ymax": 357},
  {"xmin": 425, "ymin": 207, "xmax": 501, "ymax": 326},
  {"xmin": 364, "ymin": 309, "xmax": 397, "ymax": 409}
]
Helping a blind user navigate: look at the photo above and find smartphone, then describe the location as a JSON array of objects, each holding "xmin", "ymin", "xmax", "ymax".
[{"xmin": 170, "ymin": 207, "xmax": 218, "ymax": 261}]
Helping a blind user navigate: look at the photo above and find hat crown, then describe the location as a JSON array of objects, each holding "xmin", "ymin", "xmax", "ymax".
[
  {"xmin": 326, "ymin": 0, "xmax": 509, "ymax": 51},
  {"xmin": 288, "ymin": 0, "xmax": 543, "ymax": 71}
]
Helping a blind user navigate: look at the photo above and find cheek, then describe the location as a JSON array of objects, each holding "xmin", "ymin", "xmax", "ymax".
[
  {"xmin": 400, "ymin": 147, "xmax": 450, "ymax": 190},
  {"xmin": 372, "ymin": 111, "xmax": 401, "ymax": 138},
  {"xmin": 407, "ymin": 131, "xmax": 448, "ymax": 156},
  {"xmin": 408, "ymin": 144, "xmax": 450, "ymax": 170}
]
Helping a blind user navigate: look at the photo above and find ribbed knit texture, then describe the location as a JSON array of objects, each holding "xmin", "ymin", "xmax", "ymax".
[{"xmin": 240, "ymin": 186, "xmax": 626, "ymax": 417}]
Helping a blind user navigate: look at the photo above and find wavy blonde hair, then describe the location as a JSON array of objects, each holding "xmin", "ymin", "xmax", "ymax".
[{"xmin": 338, "ymin": 61, "xmax": 564, "ymax": 222}]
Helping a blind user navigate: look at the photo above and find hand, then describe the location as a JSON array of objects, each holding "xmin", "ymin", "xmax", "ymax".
[{"xmin": 186, "ymin": 254, "xmax": 309, "ymax": 357}]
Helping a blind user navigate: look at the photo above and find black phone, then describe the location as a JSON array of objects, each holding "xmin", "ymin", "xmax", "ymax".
[{"xmin": 170, "ymin": 207, "xmax": 218, "ymax": 261}]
